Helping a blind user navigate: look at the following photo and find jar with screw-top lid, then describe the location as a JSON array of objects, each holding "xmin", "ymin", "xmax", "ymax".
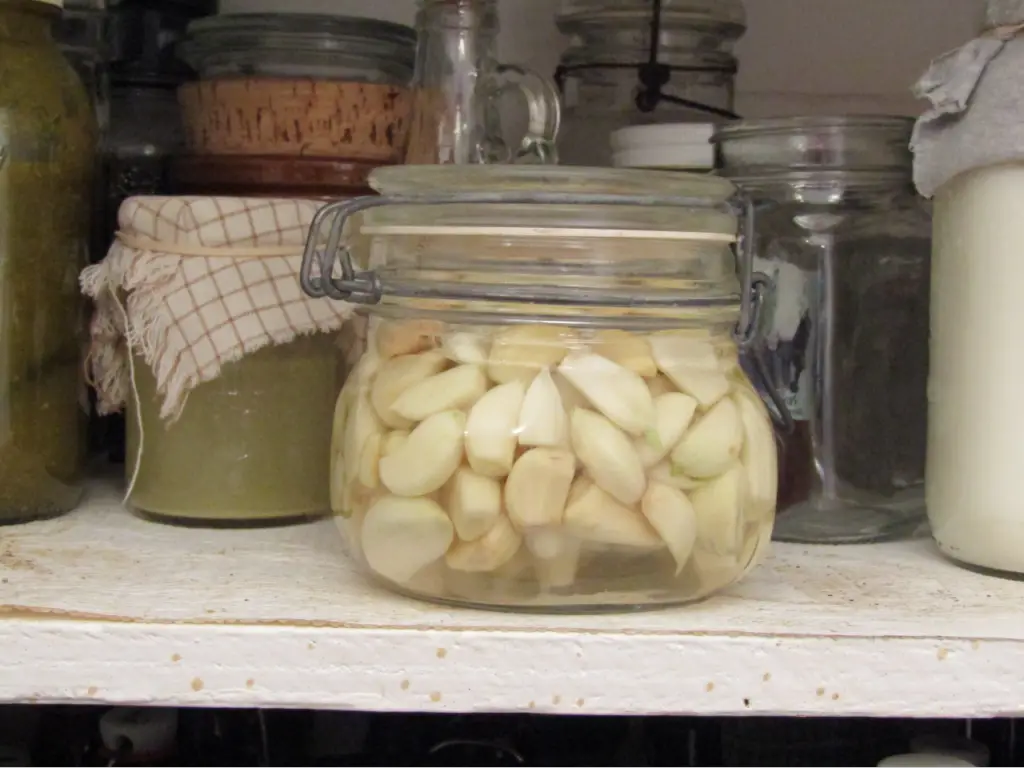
[
  {"xmin": 556, "ymin": 0, "xmax": 744, "ymax": 168},
  {"xmin": 715, "ymin": 116, "xmax": 931, "ymax": 545},
  {"xmin": 300, "ymin": 165, "xmax": 780, "ymax": 611}
]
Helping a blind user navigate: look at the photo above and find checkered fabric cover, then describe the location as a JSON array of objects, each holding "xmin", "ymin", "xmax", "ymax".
[{"xmin": 81, "ymin": 196, "xmax": 352, "ymax": 422}]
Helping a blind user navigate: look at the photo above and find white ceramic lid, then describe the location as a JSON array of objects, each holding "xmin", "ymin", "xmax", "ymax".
[
  {"xmin": 878, "ymin": 754, "xmax": 976, "ymax": 767},
  {"xmin": 611, "ymin": 123, "xmax": 716, "ymax": 170}
]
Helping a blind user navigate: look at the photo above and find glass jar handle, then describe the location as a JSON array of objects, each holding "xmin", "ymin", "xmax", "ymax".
[{"xmin": 495, "ymin": 64, "xmax": 561, "ymax": 165}]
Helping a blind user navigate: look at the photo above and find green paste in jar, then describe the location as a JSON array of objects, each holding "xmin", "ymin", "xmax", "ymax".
[{"xmin": 126, "ymin": 334, "xmax": 340, "ymax": 526}]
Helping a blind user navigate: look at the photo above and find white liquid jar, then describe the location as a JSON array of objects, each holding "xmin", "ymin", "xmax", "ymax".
[{"xmin": 928, "ymin": 162, "xmax": 1024, "ymax": 573}]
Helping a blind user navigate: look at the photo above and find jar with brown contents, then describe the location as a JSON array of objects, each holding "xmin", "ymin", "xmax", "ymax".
[{"xmin": 0, "ymin": 0, "xmax": 96, "ymax": 523}]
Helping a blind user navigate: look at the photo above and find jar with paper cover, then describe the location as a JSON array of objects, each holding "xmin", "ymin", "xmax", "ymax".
[
  {"xmin": 301, "ymin": 165, "xmax": 780, "ymax": 611},
  {"xmin": 82, "ymin": 196, "xmax": 352, "ymax": 526}
]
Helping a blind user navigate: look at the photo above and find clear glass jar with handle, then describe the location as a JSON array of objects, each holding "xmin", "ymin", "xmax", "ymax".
[
  {"xmin": 301, "ymin": 166, "xmax": 778, "ymax": 612},
  {"xmin": 405, "ymin": 0, "xmax": 561, "ymax": 165},
  {"xmin": 715, "ymin": 117, "xmax": 931, "ymax": 544}
]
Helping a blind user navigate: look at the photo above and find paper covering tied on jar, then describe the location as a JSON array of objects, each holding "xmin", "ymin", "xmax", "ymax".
[
  {"xmin": 81, "ymin": 196, "xmax": 357, "ymax": 526},
  {"xmin": 911, "ymin": 0, "xmax": 1024, "ymax": 575}
]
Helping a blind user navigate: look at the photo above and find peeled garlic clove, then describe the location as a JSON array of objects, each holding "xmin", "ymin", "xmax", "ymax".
[
  {"xmin": 361, "ymin": 496, "xmax": 454, "ymax": 583},
  {"xmin": 559, "ymin": 352, "xmax": 655, "ymax": 437},
  {"xmin": 670, "ymin": 397, "xmax": 744, "ymax": 479},
  {"xmin": 376, "ymin": 319, "xmax": 444, "ymax": 359},
  {"xmin": 442, "ymin": 331, "xmax": 489, "ymax": 365},
  {"xmin": 329, "ymin": 449, "xmax": 346, "ymax": 516},
  {"xmin": 358, "ymin": 432, "xmax": 382, "ymax": 489},
  {"xmin": 343, "ymin": 392, "xmax": 383, "ymax": 497},
  {"xmin": 649, "ymin": 461, "xmax": 705, "ymax": 491},
  {"xmin": 445, "ymin": 515, "xmax": 522, "ymax": 573},
  {"xmin": 570, "ymin": 409, "xmax": 647, "ymax": 505},
  {"xmin": 446, "ymin": 466, "xmax": 502, "ymax": 542},
  {"xmin": 642, "ymin": 483, "xmax": 698, "ymax": 574},
  {"xmin": 389, "ymin": 364, "xmax": 489, "ymax": 422},
  {"xmin": 591, "ymin": 329, "xmax": 658, "ymax": 378},
  {"xmin": 518, "ymin": 368, "xmax": 569, "ymax": 448},
  {"xmin": 466, "ymin": 380, "xmax": 527, "ymax": 477},
  {"xmin": 635, "ymin": 392, "xmax": 699, "ymax": 468},
  {"xmin": 331, "ymin": 388, "xmax": 350, "ymax": 457},
  {"xmin": 650, "ymin": 334, "xmax": 731, "ymax": 408},
  {"xmin": 504, "ymin": 447, "xmax": 576, "ymax": 529},
  {"xmin": 370, "ymin": 351, "xmax": 449, "ymax": 429},
  {"xmin": 532, "ymin": 532, "xmax": 582, "ymax": 590},
  {"xmin": 733, "ymin": 388, "xmax": 778, "ymax": 520},
  {"xmin": 379, "ymin": 410, "xmax": 466, "ymax": 497},
  {"xmin": 691, "ymin": 550, "xmax": 739, "ymax": 595},
  {"xmin": 524, "ymin": 527, "xmax": 566, "ymax": 560},
  {"xmin": 488, "ymin": 324, "xmax": 571, "ymax": 384},
  {"xmin": 690, "ymin": 464, "xmax": 746, "ymax": 556},
  {"xmin": 381, "ymin": 430, "xmax": 409, "ymax": 458},
  {"xmin": 564, "ymin": 477, "xmax": 663, "ymax": 549}
]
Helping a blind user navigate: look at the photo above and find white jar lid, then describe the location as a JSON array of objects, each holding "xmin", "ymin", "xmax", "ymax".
[
  {"xmin": 610, "ymin": 123, "xmax": 716, "ymax": 171},
  {"xmin": 100, "ymin": 708, "xmax": 178, "ymax": 759},
  {"xmin": 878, "ymin": 754, "xmax": 976, "ymax": 767}
]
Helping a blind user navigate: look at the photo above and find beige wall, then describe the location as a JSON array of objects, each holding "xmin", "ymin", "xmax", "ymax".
[{"xmin": 218, "ymin": 0, "xmax": 983, "ymax": 116}]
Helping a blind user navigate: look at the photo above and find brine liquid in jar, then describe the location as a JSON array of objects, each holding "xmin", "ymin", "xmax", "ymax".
[{"xmin": 332, "ymin": 317, "xmax": 776, "ymax": 611}]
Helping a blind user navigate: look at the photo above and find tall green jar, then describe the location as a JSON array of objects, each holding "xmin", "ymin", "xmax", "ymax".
[{"xmin": 0, "ymin": 0, "xmax": 96, "ymax": 523}]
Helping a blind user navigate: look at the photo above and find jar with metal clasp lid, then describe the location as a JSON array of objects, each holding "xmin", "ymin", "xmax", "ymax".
[{"xmin": 301, "ymin": 165, "xmax": 783, "ymax": 612}]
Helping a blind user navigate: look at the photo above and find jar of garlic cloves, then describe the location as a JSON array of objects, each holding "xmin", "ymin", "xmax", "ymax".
[{"xmin": 303, "ymin": 166, "xmax": 779, "ymax": 611}]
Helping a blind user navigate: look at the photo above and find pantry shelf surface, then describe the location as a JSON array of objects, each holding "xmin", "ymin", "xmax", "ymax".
[{"xmin": 1, "ymin": 481, "xmax": 1023, "ymax": 718}]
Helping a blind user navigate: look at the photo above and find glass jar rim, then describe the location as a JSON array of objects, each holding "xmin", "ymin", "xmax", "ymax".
[
  {"xmin": 181, "ymin": 13, "xmax": 416, "ymax": 77},
  {"xmin": 370, "ymin": 165, "xmax": 735, "ymax": 202},
  {"xmin": 714, "ymin": 115, "xmax": 914, "ymax": 142}
]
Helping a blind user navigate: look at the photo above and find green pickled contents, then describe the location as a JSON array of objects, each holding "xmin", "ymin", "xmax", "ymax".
[
  {"xmin": 0, "ymin": 0, "xmax": 96, "ymax": 523},
  {"xmin": 126, "ymin": 335, "xmax": 339, "ymax": 525}
]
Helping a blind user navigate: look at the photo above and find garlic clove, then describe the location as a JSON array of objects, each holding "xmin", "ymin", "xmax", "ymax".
[
  {"xmin": 564, "ymin": 477, "xmax": 663, "ymax": 549},
  {"xmin": 558, "ymin": 352, "xmax": 655, "ymax": 436},
  {"xmin": 331, "ymin": 388, "xmax": 349, "ymax": 459},
  {"xmin": 445, "ymin": 515, "xmax": 523, "ymax": 573},
  {"xmin": 370, "ymin": 351, "xmax": 449, "ymax": 429},
  {"xmin": 570, "ymin": 409, "xmax": 647, "ymax": 505},
  {"xmin": 329, "ymin": 449, "xmax": 346, "ymax": 516},
  {"xmin": 590, "ymin": 329, "xmax": 659, "ymax": 378},
  {"xmin": 518, "ymin": 368, "xmax": 570, "ymax": 448},
  {"xmin": 379, "ymin": 410, "xmax": 466, "ymax": 497},
  {"xmin": 376, "ymin": 319, "xmax": 445, "ymax": 359},
  {"xmin": 670, "ymin": 397, "xmax": 744, "ymax": 479},
  {"xmin": 381, "ymin": 430, "xmax": 409, "ymax": 458},
  {"xmin": 733, "ymin": 387, "xmax": 778, "ymax": 520},
  {"xmin": 442, "ymin": 331, "xmax": 490, "ymax": 365},
  {"xmin": 487, "ymin": 324, "xmax": 571, "ymax": 384},
  {"xmin": 389, "ymin": 364, "xmax": 489, "ymax": 422},
  {"xmin": 650, "ymin": 334, "xmax": 731, "ymax": 408},
  {"xmin": 465, "ymin": 380, "xmax": 527, "ymax": 477},
  {"xmin": 642, "ymin": 483, "xmax": 698, "ymax": 574},
  {"xmin": 343, "ymin": 392, "xmax": 383, "ymax": 499},
  {"xmin": 552, "ymin": 370, "xmax": 590, "ymax": 413},
  {"xmin": 445, "ymin": 466, "xmax": 503, "ymax": 542},
  {"xmin": 358, "ymin": 432, "xmax": 382, "ymax": 490},
  {"xmin": 504, "ymin": 447, "xmax": 576, "ymax": 530},
  {"xmin": 531, "ymin": 531, "xmax": 582, "ymax": 591},
  {"xmin": 649, "ymin": 461, "xmax": 706, "ymax": 491},
  {"xmin": 361, "ymin": 496, "xmax": 454, "ymax": 583},
  {"xmin": 635, "ymin": 392, "xmax": 699, "ymax": 468},
  {"xmin": 690, "ymin": 464, "xmax": 746, "ymax": 556}
]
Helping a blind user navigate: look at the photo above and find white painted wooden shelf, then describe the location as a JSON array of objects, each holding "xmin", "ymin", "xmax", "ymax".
[{"xmin": 1, "ymin": 480, "xmax": 1022, "ymax": 717}]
